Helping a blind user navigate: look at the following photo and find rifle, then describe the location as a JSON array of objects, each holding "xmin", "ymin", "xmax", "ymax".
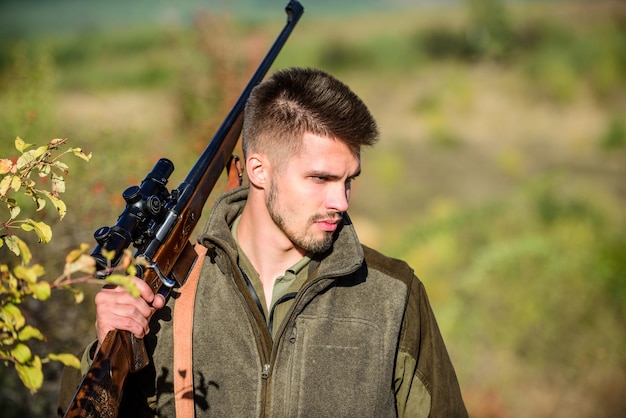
[{"xmin": 63, "ymin": 2, "xmax": 304, "ymax": 416}]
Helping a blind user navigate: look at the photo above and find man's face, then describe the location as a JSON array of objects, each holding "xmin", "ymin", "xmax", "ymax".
[{"xmin": 266, "ymin": 133, "xmax": 361, "ymax": 254}]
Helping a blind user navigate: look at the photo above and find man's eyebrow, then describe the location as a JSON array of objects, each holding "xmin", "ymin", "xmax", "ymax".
[
  {"xmin": 307, "ymin": 170, "xmax": 338, "ymax": 179},
  {"xmin": 306, "ymin": 169, "xmax": 361, "ymax": 180}
]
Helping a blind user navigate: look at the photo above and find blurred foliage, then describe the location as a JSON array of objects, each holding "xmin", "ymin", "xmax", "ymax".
[
  {"xmin": 0, "ymin": 138, "xmax": 142, "ymax": 398},
  {"xmin": 0, "ymin": 43, "xmax": 57, "ymax": 145},
  {"xmin": 466, "ymin": 0, "xmax": 513, "ymax": 57},
  {"xmin": 0, "ymin": 138, "xmax": 87, "ymax": 394},
  {"xmin": 599, "ymin": 117, "xmax": 626, "ymax": 150},
  {"xmin": 395, "ymin": 176, "xmax": 626, "ymax": 416},
  {"xmin": 399, "ymin": 177, "xmax": 626, "ymax": 362},
  {"xmin": 0, "ymin": 0, "xmax": 624, "ymax": 416},
  {"xmin": 51, "ymin": 27, "xmax": 180, "ymax": 91}
]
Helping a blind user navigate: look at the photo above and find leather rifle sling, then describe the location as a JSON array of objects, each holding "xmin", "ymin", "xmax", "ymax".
[
  {"xmin": 173, "ymin": 243, "xmax": 207, "ymax": 417},
  {"xmin": 173, "ymin": 155, "xmax": 243, "ymax": 417}
]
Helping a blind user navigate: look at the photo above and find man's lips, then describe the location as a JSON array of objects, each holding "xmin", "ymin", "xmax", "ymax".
[{"xmin": 315, "ymin": 219, "xmax": 340, "ymax": 232}]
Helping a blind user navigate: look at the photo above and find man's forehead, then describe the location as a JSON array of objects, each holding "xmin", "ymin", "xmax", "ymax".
[{"xmin": 300, "ymin": 132, "xmax": 359, "ymax": 153}]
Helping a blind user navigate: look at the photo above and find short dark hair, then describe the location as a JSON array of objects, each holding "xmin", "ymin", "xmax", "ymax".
[{"xmin": 242, "ymin": 67, "xmax": 379, "ymax": 166}]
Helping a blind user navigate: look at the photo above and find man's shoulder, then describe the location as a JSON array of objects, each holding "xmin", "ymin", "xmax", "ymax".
[{"xmin": 361, "ymin": 244, "xmax": 417, "ymax": 286}]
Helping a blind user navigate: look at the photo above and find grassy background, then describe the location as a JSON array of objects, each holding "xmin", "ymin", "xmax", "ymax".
[{"xmin": 1, "ymin": 0, "xmax": 625, "ymax": 416}]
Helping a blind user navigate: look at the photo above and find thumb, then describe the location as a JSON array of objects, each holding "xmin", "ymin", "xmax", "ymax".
[{"xmin": 152, "ymin": 294, "xmax": 166, "ymax": 310}]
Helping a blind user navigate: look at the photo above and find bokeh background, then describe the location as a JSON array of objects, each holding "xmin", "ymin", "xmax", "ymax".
[{"xmin": 1, "ymin": 0, "xmax": 624, "ymax": 416}]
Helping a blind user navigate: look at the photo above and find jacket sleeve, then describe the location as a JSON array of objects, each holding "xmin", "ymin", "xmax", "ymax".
[
  {"xmin": 56, "ymin": 341, "xmax": 96, "ymax": 416},
  {"xmin": 394, "ymin": 276, "xmax": 468, "ymax": 418}
]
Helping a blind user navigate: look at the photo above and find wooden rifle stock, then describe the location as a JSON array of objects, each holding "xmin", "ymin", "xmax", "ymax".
[{"xmin": 63, "ymin": 2, "xmax": 303, "ymax": 416}]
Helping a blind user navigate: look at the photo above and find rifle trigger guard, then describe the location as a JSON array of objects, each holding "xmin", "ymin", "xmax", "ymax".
[{"xmin": 146, "ymin": 260, "xmax": 176, "ymax": 288}]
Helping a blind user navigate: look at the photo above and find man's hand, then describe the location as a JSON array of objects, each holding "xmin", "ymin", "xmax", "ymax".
[{"xmin": 94, "ymin": 277, "xmax": 166, "ymax": 347}]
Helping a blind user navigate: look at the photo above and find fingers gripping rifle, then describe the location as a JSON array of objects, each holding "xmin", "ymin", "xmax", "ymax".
[{"xmin": 64, "ymin": 2, "xmax": 304, "ymax": 417}]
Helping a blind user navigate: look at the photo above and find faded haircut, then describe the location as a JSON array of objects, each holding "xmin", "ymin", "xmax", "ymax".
[{"xmin": 242, "ymin": 67, "xmax": 379, "ymax": 168}]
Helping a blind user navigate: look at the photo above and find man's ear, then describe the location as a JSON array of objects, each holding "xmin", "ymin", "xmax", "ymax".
[{"xmin": 246, "ymin": 153, "xmax": 269, "ymax": 188}]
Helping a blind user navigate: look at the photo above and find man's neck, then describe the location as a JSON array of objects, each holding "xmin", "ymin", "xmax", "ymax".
[{"xmin": 236, "ymin": 205, "xmax": 305, "ymax": 291}]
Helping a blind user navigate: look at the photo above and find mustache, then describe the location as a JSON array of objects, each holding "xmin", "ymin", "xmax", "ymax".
[{"xmin": 310, "ymin": 212, "xmax": 344, "ymax": 223}]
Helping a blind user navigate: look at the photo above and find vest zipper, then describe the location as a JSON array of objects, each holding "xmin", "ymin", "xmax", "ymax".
[{"xmin": 226, "ymin": 256, "xmax": 273, "ymax": 417}]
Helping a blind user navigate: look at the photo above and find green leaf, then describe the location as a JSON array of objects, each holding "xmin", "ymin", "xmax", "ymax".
[
  {"xmin": 126, "ymin": 264, "xmax": 137, "ymax": 277},
  {"xmin": 51, "ymin": 173, "xmax": 66, "ymax": 194},
  {"xmin": 72, "ymin": 147, "xmax": 92, "ymax": 162},
  {"xmin": 41, "ymin": 190, "xmax": 67, "ymax": 219},
  {"xmin": 0, "ymin": 175, "xmax": 12, "ymax": 197},
  {"xmin": 32, "ymin": 145, "xmax": 48, "ymax": 159},
  {"xmin": 15, "ymin": 355, "xmax": 43, "ymax": 393},
  {"xmin": 48, "ymin": 353, "xmax": 81, "ymax": 369},
  {"xmin": 7, "ymin": 200, "xmax": 20, "ymax": 219},
  {"xmin": 34, "ymin": 194, "xmax": 46, "ymax": 211},
  {"xmin": 4, "ymin": 235, "xmax": 20, "ymax": 256},
  {"xmin": 11, "ymin": 343, "xmax": 32, "ymax": 363},
  {"xmin": 13, "ymin": 264, "xmax": 44, "ymax": 284},
  {"xmin": 38, "ymin": 163, "xmax": 51, "ymax": 177},
  {"xmin": 64, "ymin": 254, "xmax": 96, "ymax": 276},
  {"xmin": 2, "ymin": 304, "xmax": 26, "ymax": 329},
  {"xmin": 15, "ymin": 137, "xmax": 31, "ymax": 153},
  {"xmin": 6, "ymin": 234, "xmax": 33, "ymax": 263},
  {"xmin": 16, "ymin": 151, "xmax": 36, "ymax": 170},
  {"xmin": 10, "ymin": 175, "xmax": 21, "ymax": 193},
  {"xmin": 22, "ymin": 219, "xmax": 52, "ymax": 244},
  {"xmin": 1, "ymin": 332, "xmax": 16, "ymax": 346},
  {"xmin": 65, "ymin": 243, "xmax": 90, "ymax": 263},
  {"xmin": 18, "ymin": 325, "xmax": 45, "ymax": 342},
  {"xmin": 105, "ymin": 274, "xmax": 140, "ymax": 297},
  {"xmin": 72, "ymin": 288, "xmax": 85, "ymax": 304},
  {"xmin": 29, "ymin": 281, "xmax": 51, "ymax": 301},
  {"xmin": 52, "ymin": 160, "xmax": 69, "ymax": 173},
  {"xmin": 101, "ymin": 248, "xmax": 116, "ymax": 262}
]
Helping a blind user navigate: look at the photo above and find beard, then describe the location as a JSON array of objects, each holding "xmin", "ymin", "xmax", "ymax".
[{"xmin": 266, "ymin": 180, "xmax": 337, "ymax": 254}]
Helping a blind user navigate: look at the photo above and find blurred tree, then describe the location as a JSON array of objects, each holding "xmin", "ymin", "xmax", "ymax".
[{"xmin": 465, "ymin": 0, "xmax": 513, "ymax": 58}]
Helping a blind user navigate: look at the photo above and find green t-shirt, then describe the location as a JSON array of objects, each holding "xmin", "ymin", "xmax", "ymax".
[{"xmin": 231, "ymin": 215, "xmax": 311, "ymax": 338}]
